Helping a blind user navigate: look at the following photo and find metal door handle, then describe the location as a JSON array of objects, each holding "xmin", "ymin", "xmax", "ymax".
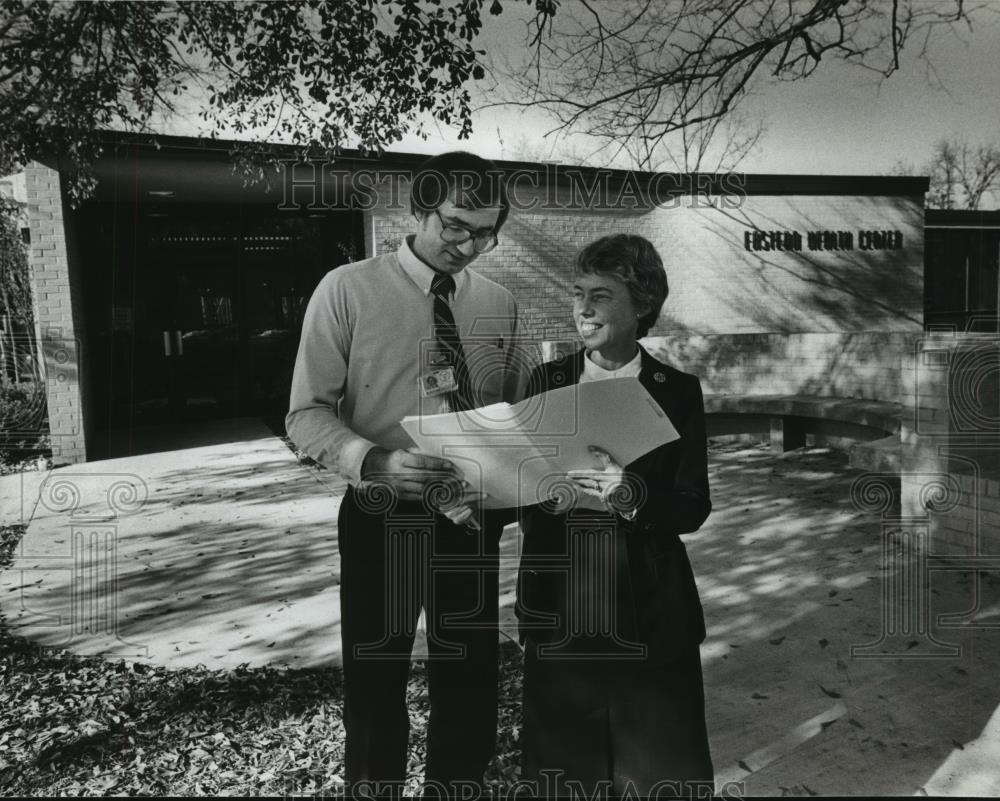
[
  {"xmin": 162, "ymin": 330, "xmax": 172, "ymax": 357},
  {"xmin": 175, "ymin": 330, "xmax": 184, "ymax": 356}
]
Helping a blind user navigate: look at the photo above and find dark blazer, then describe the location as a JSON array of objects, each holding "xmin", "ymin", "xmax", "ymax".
[{"xmin": 516, "ymin": 344, "xmax": 711, "ymax": 664}]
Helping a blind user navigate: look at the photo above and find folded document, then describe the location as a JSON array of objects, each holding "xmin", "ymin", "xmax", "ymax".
[{"xmin": 400, "ymin": 377, "xmax": 679, "ymax": 509}]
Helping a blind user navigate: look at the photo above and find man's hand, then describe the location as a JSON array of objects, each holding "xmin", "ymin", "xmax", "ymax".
[
  {"xmin": 360, "ymin": 446, "xmax": 465, "ymax": 502},
  {"xmin": 360, "ymin": 448, "xmax": 488, "ymax": 527}
]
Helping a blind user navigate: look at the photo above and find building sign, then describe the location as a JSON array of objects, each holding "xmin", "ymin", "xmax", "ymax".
[{"xmin": 744, "ymin": 229, "xmax": 904, "ymax": 252}]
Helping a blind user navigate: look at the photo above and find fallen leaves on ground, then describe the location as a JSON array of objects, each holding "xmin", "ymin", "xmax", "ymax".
[{"xmin": 0, "ymin": 523, "xmax": 525, "ymax": 795}]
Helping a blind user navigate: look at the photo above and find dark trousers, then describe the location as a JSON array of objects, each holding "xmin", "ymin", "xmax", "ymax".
[
  {"xmin": 522, "ymin": 642, "xmax": 714, "ymax": 797},
  {"xmin": 338, "ymin": 487, "xmax": 500, "ymax": 793}
]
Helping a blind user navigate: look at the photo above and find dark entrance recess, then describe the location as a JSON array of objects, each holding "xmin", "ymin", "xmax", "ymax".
[
  {"xmin": 925, "ymin": 210, "xmax": 1000, "ymax": 332},
  {"xmin": 79, "ymin": 203, "xmax": 364, "ymax": 457}
]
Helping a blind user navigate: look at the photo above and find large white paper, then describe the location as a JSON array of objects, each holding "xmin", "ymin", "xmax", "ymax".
[{"xmin": 399, "ymin": 377, "xmax": 679, "ymax": 509}]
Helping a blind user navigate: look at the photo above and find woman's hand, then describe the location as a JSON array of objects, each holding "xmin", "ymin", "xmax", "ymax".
[{"xmin": 567, "ymin": 446, "xmax": 632, "ymax": 514}]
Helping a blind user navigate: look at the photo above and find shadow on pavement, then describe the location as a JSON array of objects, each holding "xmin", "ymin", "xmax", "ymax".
[
  {"xmin": 694, "ymin": 442, "xmax": 1000, "ymax": 796},
  {"xmin": 4, "ymin": 432, "xmax": 1000, "ymax": 794}
]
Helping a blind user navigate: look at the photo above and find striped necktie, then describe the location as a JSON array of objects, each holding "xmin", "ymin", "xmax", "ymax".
[{"xmin": 430, "ymin": 272, "xmax": 474, "ymax": 412}]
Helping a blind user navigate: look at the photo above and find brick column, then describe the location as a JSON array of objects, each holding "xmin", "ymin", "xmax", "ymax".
[
  {"xmin": 901, "ymin": 334, "xmax": 1000, "ymax": 555},
  {"xmin": 361, "ymin": 207, "xmax": 375, "ymax": 258},
  {"xmin": 24, "ymin": 161, "xmax": 88, "ymax": 464}
]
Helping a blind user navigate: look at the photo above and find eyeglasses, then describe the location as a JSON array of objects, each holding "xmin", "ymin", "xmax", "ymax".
[{"xmin": 433, "ymin": 209, "xmax": 499, "ymax": 254}]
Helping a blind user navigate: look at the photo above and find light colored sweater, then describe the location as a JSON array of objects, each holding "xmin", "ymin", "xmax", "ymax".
[{"xmin": 286, "ymin": 238, "xmax": 528, "ymax": 484}]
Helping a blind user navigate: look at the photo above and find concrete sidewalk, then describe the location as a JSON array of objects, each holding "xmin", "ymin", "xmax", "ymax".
[
  {"xmin": 0, "ymin": 419, "xmax": 348, "ymax": 668},
  {"xmin": 0, "ymin": 419, "xmax": 519, "ymax": 669},
  {"xmin": 695, "ymin": 444, "xmax": 1000, "ymax": 795},
  {"xmin": 2, "ymin": 422, "xmax": 1000, "ymax": 794}
]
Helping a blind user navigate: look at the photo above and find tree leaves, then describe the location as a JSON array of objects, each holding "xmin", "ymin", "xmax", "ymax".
[
  {"xmin": 0, "ymin": 0, "xmax": 558, "ymax": 204},
  {"xmin": 0, "ymin": 630, "xmax": 353, "ymax": 795}
]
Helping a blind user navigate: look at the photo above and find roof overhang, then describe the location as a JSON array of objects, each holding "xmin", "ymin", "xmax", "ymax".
[{"xmin": 75, "ymin": 130, "xmax": 931, "ymax": 205}]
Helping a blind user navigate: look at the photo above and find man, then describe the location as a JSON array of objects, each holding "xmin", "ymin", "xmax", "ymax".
[{"xmin": 286, "ymin": 151, "xmax": 524, "ymax": 797}]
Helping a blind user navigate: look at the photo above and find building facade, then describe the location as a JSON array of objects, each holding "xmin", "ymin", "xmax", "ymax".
[{"xmin": 23, "ymin": 133, "xmax": 928, "ymax": 464}]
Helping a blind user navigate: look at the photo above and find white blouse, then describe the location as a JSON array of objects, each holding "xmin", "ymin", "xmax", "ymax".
[{"xmin": 580, "ymin": 349, "xmax": 642, "ymax": 383}]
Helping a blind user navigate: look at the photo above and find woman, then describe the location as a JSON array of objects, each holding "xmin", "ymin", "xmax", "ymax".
[{"xmin": 516, "ymin": 233, "xmax": 714, "ymax": 797}]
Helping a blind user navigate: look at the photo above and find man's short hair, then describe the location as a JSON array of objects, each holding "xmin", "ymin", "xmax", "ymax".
[
  {"xmin": 410, "ymin": 151, "xmax": 510, "ymax": 231},
  {"xmin": 575, "ymin": 234, "xmax": 669, "ymax": 338}
]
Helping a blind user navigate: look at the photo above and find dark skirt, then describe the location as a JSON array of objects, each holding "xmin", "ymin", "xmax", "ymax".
[{"xmin": 521, "ymin": 642, "xmax": 714, "ymax": 798}]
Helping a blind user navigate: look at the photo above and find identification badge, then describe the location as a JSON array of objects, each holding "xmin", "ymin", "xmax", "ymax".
[
  {"xmin": 419, "ymin": 367, "xmax": 456, "ymax": 397},
  {"xmin": 427, "ymin": 347, "xmax": 453, "ymax": 367}
]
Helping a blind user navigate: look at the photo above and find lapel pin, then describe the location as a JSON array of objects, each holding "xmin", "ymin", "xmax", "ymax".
[{"xmin": 654, "ymin": 372, "xmax": 666, "ymax": 383}]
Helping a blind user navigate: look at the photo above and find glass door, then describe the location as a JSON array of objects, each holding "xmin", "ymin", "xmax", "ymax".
[
  {"xmin": 241, "ymin": 214, "xmax": 314, "ymax": 423},
  {"xmin": 81, "ymin": 202, "xmax": 363, "ymax": 440},
  {"xmin": 139, "ymin": 215, "xmax": 242, "ymax": 423},
  {"xmin": 239, "ymin": 211, "xmax": 360, "ymax": 425}
]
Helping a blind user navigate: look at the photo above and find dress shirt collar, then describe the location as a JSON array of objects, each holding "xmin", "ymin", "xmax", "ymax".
[
  {"xmin": 398, "ymin": 235, "xmax": 469, "ymax": 298},
  {"xmin": 580, "ymin": 347, "xmax": 643, "ymax": 383}
]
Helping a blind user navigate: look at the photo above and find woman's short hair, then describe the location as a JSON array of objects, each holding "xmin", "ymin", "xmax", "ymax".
[
  {"xmin": 575, "ymin": 234, "xmax": 669, "ymax": 338},
  {"xmin": 410, "ymin": 151, "xmax": 510, "ymax": 231}
]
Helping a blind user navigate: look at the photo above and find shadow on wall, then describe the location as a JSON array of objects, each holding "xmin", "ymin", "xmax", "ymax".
[
  {"xmin": 483, "ymin": 192, "xmax": 923, "ymax": 344},
  {"xmin": 650, "ymin": 195, "xmax": 923, "ymax": 336},
  {"xmin": 373, "ymin": 193, "xmax": 925, "ymax": 401},
  {"xmin": 641, "ymin": 331, "xmax": 922, "ymax": 402},
  {"xmin": 635, "ymin": 195, "xmax": 925, "ymax": 400}
]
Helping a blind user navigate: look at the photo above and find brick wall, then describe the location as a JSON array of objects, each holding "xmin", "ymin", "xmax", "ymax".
[
  {"xmin": 367, "ymin": 186, "xmax": 924, "ymax": 342},
  {"xmin": 365, "ymin": 185, "xmax": 923, "ymax": 405},
  {"xmin": 901, "ymin": 334, "xmax": 1000, "ymax": 555},
  {"xmin": 641, "ymin": 331, "xmax": 916, "ymax": 402},
  {"xmin": 361, "ymin": 207, "xmax": 374, "ymax": 263},
  {"xmin": 367, "ymin": 193, "xmax": 648, "ymax": 341},
  {"xmin": 24, "ymin": 161, "xmax": 90, "ymax": 464}
]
